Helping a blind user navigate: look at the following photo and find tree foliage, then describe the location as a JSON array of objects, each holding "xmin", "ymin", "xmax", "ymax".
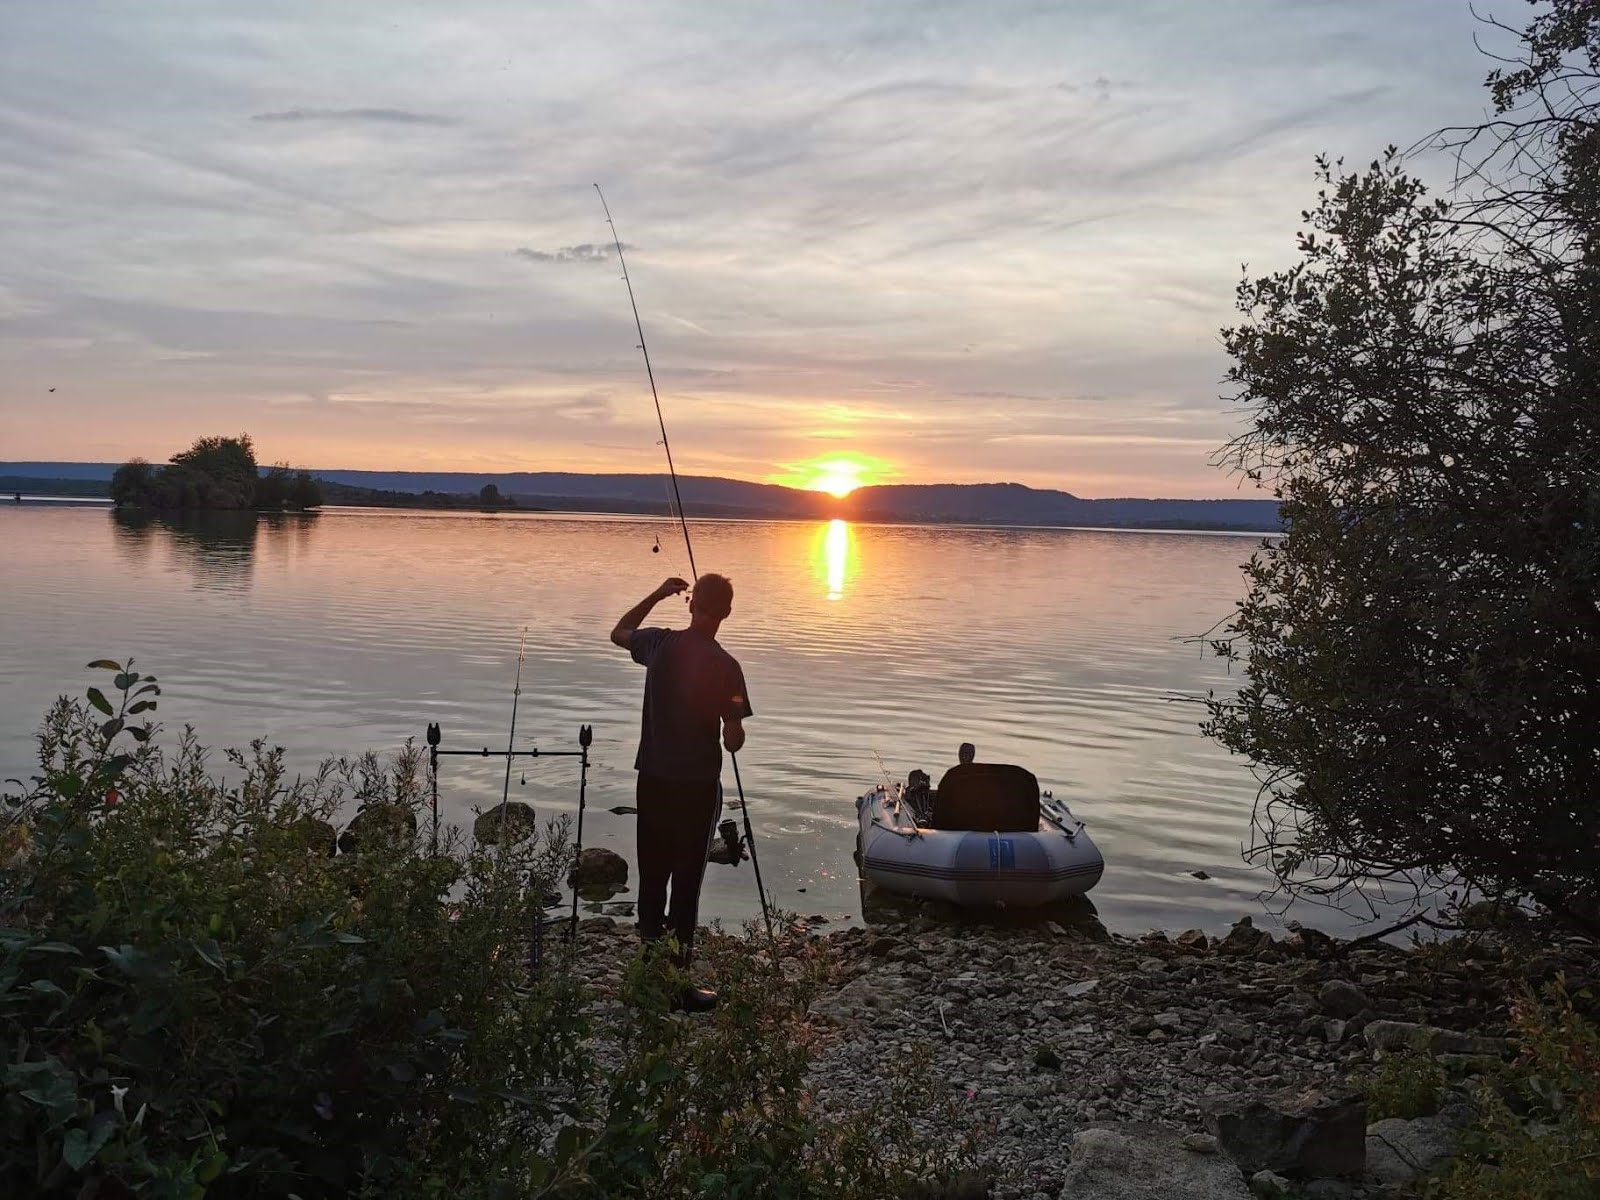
[
  {"xmin": 1206, "ymin": 3, "xmax": 1600, "ymax": 931},
  {"xmin": 110, "ymin": 435, "xmax": 321, "ymax": 511},
  {"xmin": 2, "ymin": 666, "xmax": 975, "ymax": 1198}
]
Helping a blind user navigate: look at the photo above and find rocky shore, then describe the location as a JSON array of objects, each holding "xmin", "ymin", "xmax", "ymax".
[{"xmin": 566, "ymin": 906, "xmax": 1598, "ymax": 1199}]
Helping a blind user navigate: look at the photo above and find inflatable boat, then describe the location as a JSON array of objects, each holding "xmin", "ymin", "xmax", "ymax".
[{"xmin": 855, "ymin": 759, "xmax": 1104, "ymax": 907}]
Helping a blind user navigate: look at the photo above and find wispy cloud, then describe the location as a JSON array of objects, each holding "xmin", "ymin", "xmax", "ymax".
[
  {"xmin": 251, "ymin": 107, "xmax": 458, "ymax": 126},
  {"xmin": 514, "ymin": 243, "xmax": 632, "ymax": 264}
]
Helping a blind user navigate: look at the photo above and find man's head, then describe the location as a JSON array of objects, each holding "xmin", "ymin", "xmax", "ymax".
[{"xmin": 689, "ymin": 573, "xmax": 734, "ymax": 624}]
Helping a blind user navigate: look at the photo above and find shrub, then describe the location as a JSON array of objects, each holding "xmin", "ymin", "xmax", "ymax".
[
  {"xmin": 1430, "ymin": 982, "xmax": 1600, "ymax": 1200},
  {"xmin": 2, "ymin": 664, "xmax": 978, "ymax": 1198},
  {"xmin": 1361, "ymin": 1050, "xmax": 1448, "ymax": 1121},
  {"xmin": 1, "ymin": 660, "xmax": 581, "ymax": 1197}
]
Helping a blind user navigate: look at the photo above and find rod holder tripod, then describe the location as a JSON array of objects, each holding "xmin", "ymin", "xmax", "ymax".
[{"xmin": 424, "ymin": 722, "xmax": 593, "ymax": 973}]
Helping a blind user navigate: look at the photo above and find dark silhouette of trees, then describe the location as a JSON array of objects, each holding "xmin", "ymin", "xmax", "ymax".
[
  {"xmin": 479, "ymin": 483, "xmax": 502, "ymax": 506},
  {"xmin": 291, "ymin": 470, "xmax": 321, "ymax": 510},
  {"xmin": 1205, "ymin": 3, "xmax": 1599, "ymax": 932},
  {"xmin": 110, "ymin": 435, "xmax": 321, "ymax": 512},
  {"xmin": 109, "ymin": 458, "xmax": 154, "ymax": 507}
]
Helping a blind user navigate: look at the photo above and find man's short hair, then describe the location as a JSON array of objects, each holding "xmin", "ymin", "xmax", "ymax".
[{"xmin": 694, "ymin": 573, "xmax": 734, "ymax": 620}]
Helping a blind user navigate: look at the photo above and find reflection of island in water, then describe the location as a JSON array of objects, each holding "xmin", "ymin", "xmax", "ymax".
[{"xmin": 112, "ymin": 509, "xmax": 319, "ymax": 589}]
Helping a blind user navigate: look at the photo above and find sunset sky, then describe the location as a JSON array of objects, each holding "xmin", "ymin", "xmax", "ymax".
[{"xmin": 1, "ymin": 2, "xmax": 1499, "ymax": 498}]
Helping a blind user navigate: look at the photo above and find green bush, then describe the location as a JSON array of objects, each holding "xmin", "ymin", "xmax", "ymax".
[
  {"xmin": 1360, "ymin": 1050, "xmax": 1448, "ymax": 1121},
  {"xmin": 2, "ymin": 664, "xmax": 977, "ymax": 1198},
  {"xmin": 1, "ymin": 660, "xmax": 581, "ymax": 1197},
  {"xmin": 1429, "ymin": 982, "xmax": 1600, "ymax": 1200}
]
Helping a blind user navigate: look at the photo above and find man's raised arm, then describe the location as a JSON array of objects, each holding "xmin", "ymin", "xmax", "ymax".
[{"xmin": 609, "ymin": 577, "xmax": 688, "ymax": 649}]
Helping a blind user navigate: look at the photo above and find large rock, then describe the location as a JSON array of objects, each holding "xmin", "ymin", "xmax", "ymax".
[
  {"xmin": 1056, "ymin": 1125, "xmax": 1250, "ymax": 1199},
  {"xmin": 338, "ymin": 803, "xmax": 417, "ymax": 853},
  {"xmin": 812, "ymin": 971, "xmax": 911, "ymax": 1021},
  {"xmin": 1219, "ymin": 915, "xmax": 1274, "ymax": 956},
  {"xmin": 568, "ymin": 846, "xmax": 629, "ymax": 888},
  {"xmin": 1317, "ymin": 979, "xmax": 1369, "ymax": 1018},
  {"xmin": 473, "ymin": 801, "xmax": 537, "ymax": 846},
  {"xmin": 1456, "ymin": 900, "xmax": 1528, "ymax": 930},
  {"xmin": 286, "ymin": 815, "xmax": 337, "ymax": 857},
  {"xmin": 1204, "ymin": 1087, "xmax": 1366, "ymax": 1178},
  {"xmin": 1365, "ymin": 1114, "xmax": 1464, "ymax": 1185},
  {"xmin": 1363, "ymin": 1020, "xmax": 1511, "ymax": 1058}
]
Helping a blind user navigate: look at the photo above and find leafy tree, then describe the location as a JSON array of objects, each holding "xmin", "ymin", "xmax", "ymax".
[
  {"xmin": 479, "ymin": 483, "xmax": 501, "ymax": 506},
  {"xmin": 255, "ymin": 463, "xmax": 293, "ymax": 510},
  {"xmin": 291, "ymin": 470, "xmax": 322, "ymax": 510},
  {"xmin": 1205, "ymin": 3, "xmax": 1600, "ymax": 932},
  {"xmin": 170, "ymin": 433, "xmax": 256, "ymax": 480},
  {"xmin": 108, "ymin": 458, "xmax": 153, "ymax": 507}
]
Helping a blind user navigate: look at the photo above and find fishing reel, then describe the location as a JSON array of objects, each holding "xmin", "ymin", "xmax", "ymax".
[{"xmin": 708, "ymin": 818, "xmax": 747, "ymax": 866}]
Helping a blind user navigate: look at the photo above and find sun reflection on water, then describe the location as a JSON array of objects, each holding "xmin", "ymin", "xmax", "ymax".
[{"xmin": 818, "ymin": 518, "xmax": 852, "ymax": 600}]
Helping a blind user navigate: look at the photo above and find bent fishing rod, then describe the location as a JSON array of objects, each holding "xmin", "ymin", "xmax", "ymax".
[
  {"xmin": 594, "ymin": 183, "xmax": 697, "ymax": 583},
  {"xmin": 595, "ymin": 183, "xmax": 776, "ymax": 952}
]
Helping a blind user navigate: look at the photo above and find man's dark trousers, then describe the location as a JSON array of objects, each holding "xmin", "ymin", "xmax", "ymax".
[{"xmin": 636, "ymin": 772, "xmax": 721, "ymax": 964}]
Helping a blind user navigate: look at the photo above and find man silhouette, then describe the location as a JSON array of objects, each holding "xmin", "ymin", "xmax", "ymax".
[{"xmin": 611, "ymin": 573, "xmax": 751, "ymax": 1012}]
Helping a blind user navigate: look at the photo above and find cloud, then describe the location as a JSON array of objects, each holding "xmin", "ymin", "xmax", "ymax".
[
  {"xmin": 0, "ymin": 0, "xmax": 1496, "ymax": 497},
  {"xmin": 251, "ymin": 107, "xmax": 458, "ymax": 126},
  {"xmin": 514, "ymin": 243, "xmax": 632, "ymax": 264}
]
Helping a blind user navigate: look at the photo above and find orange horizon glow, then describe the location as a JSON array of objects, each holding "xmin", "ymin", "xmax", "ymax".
[{"xmin": 773, "ymin": 453, "xmax": 890, "ymax": 498}]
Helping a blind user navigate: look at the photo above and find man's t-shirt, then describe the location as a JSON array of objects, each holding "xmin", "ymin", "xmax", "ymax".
[{"xmin": 630, "ymin": 627, "xmax": 753, "ymax": 782}]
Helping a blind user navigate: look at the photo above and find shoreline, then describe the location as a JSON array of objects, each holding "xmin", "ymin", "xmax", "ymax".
[
  {"xmin": 567, "ymin": 909, "xmax": 1598, "ymax": 1199},
  {"xmin": 1, "ymin": 494, "xmax": 1281, "ymax": 537}
]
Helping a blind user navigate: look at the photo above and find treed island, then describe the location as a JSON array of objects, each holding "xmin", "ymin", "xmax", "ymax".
[
  {"xmin": 110, "ymin": 435, "xmax": 322, "ymax": 511},
  {"xmin": 107, "ymin": 434, "xmax": 520, "ymax": 513},
  {"xmin": 4, "ymin": 5, "xmax": 1599, "ymax": 1200}
]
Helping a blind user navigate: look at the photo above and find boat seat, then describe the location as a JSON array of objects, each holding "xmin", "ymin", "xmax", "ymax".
[{"xmin": 930, "ymin": 763, "xmax": 1040, "ymax": 832}]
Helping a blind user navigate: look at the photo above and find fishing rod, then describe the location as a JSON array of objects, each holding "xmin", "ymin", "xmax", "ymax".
[
  {"xmin": 595, "ymin": 183, "xmax": 776, "ymax": 953},
  {"xmin": 428, "ymin": 630, "xmax": 593, "ymax": 971},
  {"xmin": 729, "ymin": 753, "xmax": 776, "ymax": 951},
  {"xmin": 594, "ymin": 183, "xmax": 698, "ymax": 582},
  {"xmin": 498, "ymin": 629, "xmax": 528, "ymax": 824}
]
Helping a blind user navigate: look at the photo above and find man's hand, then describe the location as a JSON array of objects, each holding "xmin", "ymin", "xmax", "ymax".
[
  {"xmin": 611, "ymin": 578, "xmax": 690, "ymax": 649},
  {"xmin": 723, "ymin": 717, "xmax": 746, "ymax": 754}
]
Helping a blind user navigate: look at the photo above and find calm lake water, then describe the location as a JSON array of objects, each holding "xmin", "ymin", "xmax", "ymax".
[{"xmin": 0, "ymin": 504, "xmax": 1330, "ymax": 937}]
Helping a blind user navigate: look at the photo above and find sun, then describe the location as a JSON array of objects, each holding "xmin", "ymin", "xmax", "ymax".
[
  {"xmin": 809, "ymin": 458, "xmax": 866, "ymax": 498},
  {"xmin": 771, "ymin": 452, "xmax": 890, "ymax": 497}
]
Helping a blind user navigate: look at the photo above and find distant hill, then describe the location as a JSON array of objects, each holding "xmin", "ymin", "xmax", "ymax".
[{"xmin": 1, "ymin": 463, "xmax": 1281, "ymax": 532}]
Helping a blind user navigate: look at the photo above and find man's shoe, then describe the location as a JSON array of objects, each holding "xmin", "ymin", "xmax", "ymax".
[{"xmin": 674, "ymin": 985, "xmax": 718, "ymax": 1014}]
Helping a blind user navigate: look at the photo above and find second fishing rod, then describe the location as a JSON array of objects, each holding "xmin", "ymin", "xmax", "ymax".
[{"xmin": 595, "ymin": 183, "xmax": 777, "ymax": 954}]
